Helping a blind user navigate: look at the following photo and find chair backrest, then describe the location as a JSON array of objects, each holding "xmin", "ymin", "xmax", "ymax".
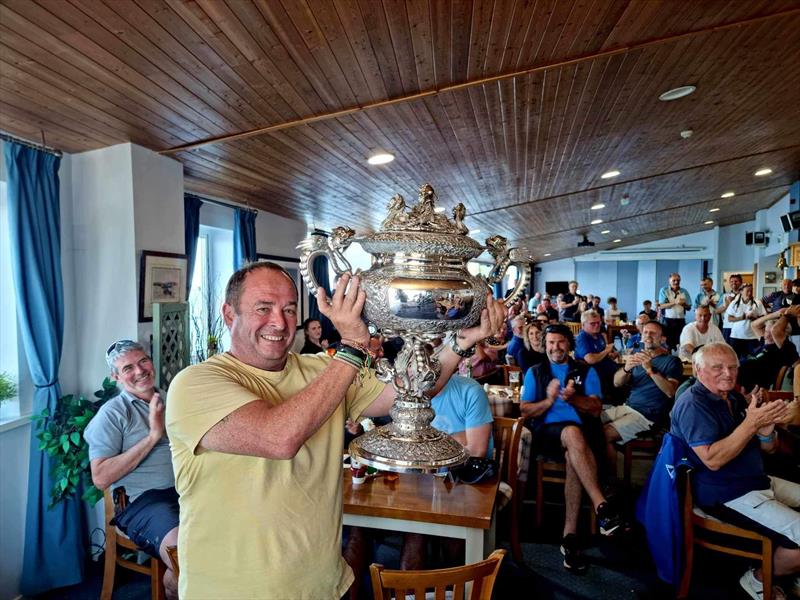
[
  {"xmin": 774, "ymin": 365, "xmax": 789, "ymax": 390},
  {"xmin": 370, "ymin": 549, "xmax": 506, "ymax": 600},
  {"xmin": 492, "ymin": 417, "xmax": 524, "ymax": 490},
  {"xmin": 566, "ymin": 322, "xmax": 582, "ymax": 337}
]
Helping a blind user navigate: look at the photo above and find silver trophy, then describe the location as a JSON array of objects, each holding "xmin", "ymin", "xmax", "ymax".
[{"xmin": 298, "ymin": 184, "xmax": 530, "ymax": 473}]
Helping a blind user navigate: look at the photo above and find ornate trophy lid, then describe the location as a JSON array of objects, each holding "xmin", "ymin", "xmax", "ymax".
[{"xmin": 357, "ymin": 184, "xmax": 484, "ymax": 258}]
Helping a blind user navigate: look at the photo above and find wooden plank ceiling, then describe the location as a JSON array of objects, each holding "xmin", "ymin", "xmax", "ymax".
[{"xmin": 1, "ymin": 0, "xmax": 799, "ymax": 261}]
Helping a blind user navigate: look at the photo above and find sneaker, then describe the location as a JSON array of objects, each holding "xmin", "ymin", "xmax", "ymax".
[
  {"xmin": 596, "ymin": 501, "xmax": 624, "ymax": 536},
  {"xmin": 739, "ymin": 567, "xmax": 787, "ymax": 600},
  {"xmin": 791, "ymin": 575, "xmax": 800, "ymax": 598},
  {"xmin": 559, "ymin": 533, "xmax": 588, "ymax": 573}
]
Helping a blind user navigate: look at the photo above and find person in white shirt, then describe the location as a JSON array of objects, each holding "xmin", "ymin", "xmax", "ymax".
[
  {"xmin": 657, "ymin": 273, "xmax": 692, "ymax": 351},
  {"xmin": 679, "ymin": 305, "xmax": 725, "ymax": 361},
  {"xmin": 725, "ymin": 284, "xmax": 765, "ymax": 358},
  {"xmin": 717, "ymin": 273, "xmax": 743, "ymax": 343}
]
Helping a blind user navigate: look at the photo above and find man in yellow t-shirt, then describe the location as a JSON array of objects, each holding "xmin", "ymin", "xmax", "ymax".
[{"xmin": 166, "ymin": 262, "xmax": 504, "ymax": 599}]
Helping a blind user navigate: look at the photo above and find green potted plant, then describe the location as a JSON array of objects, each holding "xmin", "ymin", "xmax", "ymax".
[{"xmin": 32, "ymin": 377, "xmax": 119, "ymax": 506}]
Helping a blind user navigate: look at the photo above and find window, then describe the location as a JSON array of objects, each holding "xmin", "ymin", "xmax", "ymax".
[{"xmin": 0, "ymin": 181, "xmax": 24, "ymax": 422}]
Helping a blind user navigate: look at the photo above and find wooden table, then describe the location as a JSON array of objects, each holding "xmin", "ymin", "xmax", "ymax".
[{"xmin": 342, "ymin": 470, "xmax": 499, "ymax": 564}]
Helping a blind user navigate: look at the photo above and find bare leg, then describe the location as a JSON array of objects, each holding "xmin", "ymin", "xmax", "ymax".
[
  {"xmin": 603, "ymin": 423, "xmax": 621, "ymax": 480},
  {"xmin": 343, "ymin": 526, "xmax": 370, "ymax": 600},
  {"xmin": 771, "ymin": 546, "xmax": 800, "ymax": 577},
  {"xmin": 563, "ymin": 452, "xmax": 582, "ymax": 537},
  {"xmin": 159, "ymin": 527, "xmax": 179, "ymax": 600},
  {"xmin": 561, "ymin": 426, "xmax": 606, "ymax": 510}
]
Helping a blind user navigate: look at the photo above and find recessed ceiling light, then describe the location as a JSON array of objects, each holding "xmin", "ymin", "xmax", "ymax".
[
  {"xmin": 600, "ymin": 170, "xmax": 620, "ymax": 179},
  {"xmin": 544, "ymin": 253, "xmax": 551, "ymax": 257},
  {"xmin": 612, "ymin": 239, "xmax": 622, "ymax": 243},
  {"xmin": 433, "ymin": 206, "xmax": 445, "ymax": 213},
  {"xmin": 591, "ymin": 203, "xmax": 605, "ymax": 210},
  {"xmin": 704, "ymin": 220, "xmax": 715, "ymax": 225},
  {"xmin": 659, "ymin": 85, "xmax": 696, "ymax": 101},
  {"xmin": 720, "ymin": 191, "xmax": 735, "ymax": 198},
  {"xmin": 709, "ymin": 208, "xmax": 720, "ymax": 213},
  {"xmin": 591, "ymin": 219, "xmax": 603, "ymax": 225},
  {"xmin": 469, "ymin": 229, "xmax": 481, "ymax": 235},
  {"xmin": 601, "ymin": 230, "xmax": 611, "ymax": 234},
  {"xmin": 754, "ymin": 168, "xmax": 773, "ymax": 176},
  {"xmin": 367, "ymin": 152, "xmax": 394, "ymax": 165}
]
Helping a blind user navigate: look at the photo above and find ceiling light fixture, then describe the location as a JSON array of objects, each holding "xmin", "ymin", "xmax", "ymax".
[
  {"xmin": 680, "ymin": 129, "xmax": 693, "ymax": 139},
  {"xmin": 720, "ymin": 191, "xmax": 735, "ymax": 198},
  {"xmin": 659, "ymin": 85, "xmax": 697, "ymax": 101},
  {"xmin": 544, "ymin": 253, "xmax": 551, "ymax": 257},
  {"xmin": 367, "ymin": 152, "xmax": 395, "ymax": 165},
  {"xmin": 709, "ymin": 208, "xmax": 720, "ymax": 213},
  {"xmin": 591, "ymin": 203, "xmax": 605, "ymax": 210},
  {"xmin": 600, "ymin": 170, "xmax": 620, "ymax": 179},
  {"xmin": 612, "ymin": 239, "xmax": 622, "ymax": 243},
  {"xmin": 704, "ymin": 220, "xmax": 715, "ymax": 225},
  {"xmin": 754, "ymin": 168, "xmax": 773, "ymax": 176},
  {"xmin": 601, "ymin": 230, "xmax": 611, "ymax": 234},
  {"xmin": 591, "ymin": 219, "xmax": 603, "ymax": 225}
]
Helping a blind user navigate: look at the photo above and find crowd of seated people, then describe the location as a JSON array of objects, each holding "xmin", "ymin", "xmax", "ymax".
[{"xmin": 85, "ymin": 267, "xmax": 798, "ymax": 599}]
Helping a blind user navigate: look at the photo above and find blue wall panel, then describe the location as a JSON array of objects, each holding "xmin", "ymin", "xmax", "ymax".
[{"xmin": 616, "ymin": 261, "xmax": 638, "ymax": 320}]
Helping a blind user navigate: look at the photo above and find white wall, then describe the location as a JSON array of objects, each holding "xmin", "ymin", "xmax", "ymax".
[
  {"xmin": 255, "ymin": 211, "xmax": 308, "ymax": 259},
  {"xmin": 532, "ymin": 257, "xmax": 575, "ymax": 292},
  {"xmin": 0, "ymin": 421, "xmax": 30, "ymax": 600}
]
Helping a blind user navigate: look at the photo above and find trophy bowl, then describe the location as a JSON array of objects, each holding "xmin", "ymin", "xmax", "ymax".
[{"xmin": 298, "ymin": 184, "xmax": 530, "ymax": 473}]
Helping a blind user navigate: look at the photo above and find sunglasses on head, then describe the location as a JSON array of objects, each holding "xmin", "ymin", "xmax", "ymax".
[{"xmin": 106, "ymin": 340, "xmax": 137, "ymax": 357}]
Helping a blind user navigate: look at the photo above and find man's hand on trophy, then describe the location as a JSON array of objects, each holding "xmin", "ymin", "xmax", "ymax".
[
  {"xmin": 317, "ymin": 272, "xmax": 370, "ymax": 346},
  {"xmin": 460, "ymin": 293, "xmax": 507, "ymax": 348}
]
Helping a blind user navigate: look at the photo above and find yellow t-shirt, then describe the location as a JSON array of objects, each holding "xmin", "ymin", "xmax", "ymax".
[{"xmin": 166, "ymin": 352, "xmax": 384, "ymax": 599}]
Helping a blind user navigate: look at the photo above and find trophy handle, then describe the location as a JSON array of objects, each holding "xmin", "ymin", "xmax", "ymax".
[
  {"xmin": 483, "ymin": 235, "xmax": 531, "ymax": 308},
  {"xmin": 297, "ymin": 228, "xmax": 355, "ymax": 297}
]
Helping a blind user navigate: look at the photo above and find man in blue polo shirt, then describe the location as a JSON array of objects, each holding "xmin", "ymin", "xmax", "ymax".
[
  {"xmin": 671, "ymin": 342, "xmax": 799, "ymax": 600},
  {"xmin": 575, "ymin": 310, "xmax": 619, "ymax": 398},
  {"xmin": 521, "ymin": 324, "xmax": 624, "ymax": 573},
  {"xmin": 506, "ymin": 316, "xmax": 526, "ymax": 367},
  {"xmin": 604, "ymin": 321, "xmax": 681, "ymax": 479},
  {"xmin": 84, "ymin": 340, "xmax": 178, "ymax": 599}
]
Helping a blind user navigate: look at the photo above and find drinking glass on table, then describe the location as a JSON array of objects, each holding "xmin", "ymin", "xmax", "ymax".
[{"xmin": 508, "ymin": 370, "xmax": 521, "ymax": 400}]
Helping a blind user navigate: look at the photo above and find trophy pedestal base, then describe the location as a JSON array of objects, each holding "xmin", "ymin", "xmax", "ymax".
[{"xmin": 349, "ymin": 423, "xmax": 469, "ymax": 473}]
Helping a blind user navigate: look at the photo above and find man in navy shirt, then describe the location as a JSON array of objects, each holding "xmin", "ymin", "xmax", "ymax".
[
  {"xmin": 604, "ymin": 321, "xmax": 681, "ymax": 479},
  {"xmin": 521, "ymin": 324, "xmax": 624, "ymax": 573},
  {"xmin": 671, "ymin": 343, "xmax": 799, "ymax": 599},
  {"xmin": 506, "ymin": 316, "xmax": 526, "ymax": 366}
]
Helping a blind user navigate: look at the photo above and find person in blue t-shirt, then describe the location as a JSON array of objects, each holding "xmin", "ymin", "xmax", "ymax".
[
  {"xmin": 671, "ymin": 342, "xmax": 799, "ymax": 600},
  {"xmin": 574, "ymin": 309, "xmax": 619, "ymax": 398},
  {"xmin": 506, "ymin": 316, "xmax": 526, "ymax": 367},
  {"xmin": 431, "ymin": 375, "xmax": 494, "ymax": 458},
  {"xmin": 521, "ymin": 324, "xmax": 625, "ymax": 573},
  {"xmin": 604, "ymin": 321, "xmax": 681, "ymax": 480}
]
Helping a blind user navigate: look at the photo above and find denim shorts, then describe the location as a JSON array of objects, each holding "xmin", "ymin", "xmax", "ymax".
[{"xmin": 112, "ymin": 487, "xmax": 179, "ymax": 558}]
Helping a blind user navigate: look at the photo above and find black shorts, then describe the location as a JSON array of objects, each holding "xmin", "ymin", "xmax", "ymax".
[{"xmin": 112, "ymin": 487, "xmax": 179, "ymax": 558}]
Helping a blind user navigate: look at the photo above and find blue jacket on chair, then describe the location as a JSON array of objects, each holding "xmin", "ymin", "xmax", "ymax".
[{"xmin": 635, "ymin": 433, "xmax": 697, "ymax": 585}]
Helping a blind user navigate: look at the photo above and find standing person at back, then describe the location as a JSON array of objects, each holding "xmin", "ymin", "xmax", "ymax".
[
  {"xmin": 717, "ymin": 273, "xmax": 744, "ymax": 344},
  {"xmin": 658, "ymin": 273, "xmax": 692, "ymax": 351},
  {"xmin": 725, "ymin": 284, "xmax": 765, "ymax": 358},
  {"xmin": 559, "ymin": 281, "xmax": 582, "ymax": 323},
  {"xmin": 695, "ymin": 277, "xmax": 722, "ymax": 328}
]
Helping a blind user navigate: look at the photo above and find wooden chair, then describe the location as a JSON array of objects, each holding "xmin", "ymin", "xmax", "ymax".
[
  {"xmin": 370, "ymin": 549, "xmax": 506, "ymax": 600},
  {"xmin": 491, "ymin": 417, "xmax": 525, "ymax": 561},
  {"xmin": 773, "ymin": 365, "xmax": 789, "ymax": 390},
  {"xmin": 565, "ymin": 322, "xmax": 582, "ymax": 337},
  {"xmin": 615, "ymin": 424, "xmax": 668, "ymax": 489},
  {"xmin": 533, "ymin": 458, "xmax": 596, "ymax": 532},
  {"xmin": 678, "ymin": 471, "xmax": 773, "ymax": 599},
  {"xmin": 101, "ymin": 488, "xmax": 173, "ymax": 600}
]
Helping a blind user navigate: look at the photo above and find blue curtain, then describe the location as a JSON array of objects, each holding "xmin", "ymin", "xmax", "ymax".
[
  {"xmin": 308, "ymin": 254, "xmax": 338, "ymax": 342},
  {"xmin": 233, "ymin": 208, "xmax": 257, "ymax": 270},
  {"xmin": 5, "ymin": 142, "xmax": 87, "ymax": 595},
  {"xmin": 184, "ymin": 195, "xmax": 203, "ymax": 295}
]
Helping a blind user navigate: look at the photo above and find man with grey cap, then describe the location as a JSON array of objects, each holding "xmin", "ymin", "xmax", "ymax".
[{"xmin": 83, "ymin": 339, "xmax": 178, "ymax": 598}]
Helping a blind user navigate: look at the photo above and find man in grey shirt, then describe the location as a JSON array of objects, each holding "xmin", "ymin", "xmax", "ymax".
[{"xmin": 84, "ymin": 340, "xmax": 178, "ymax": 599}]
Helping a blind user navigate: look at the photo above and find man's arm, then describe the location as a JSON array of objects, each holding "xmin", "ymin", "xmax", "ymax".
[
  {"xmin": 582, "ymin": 344, "xmax": 615, "ymax": 365},
  {"xmin": 690, "ymin": 393, "xmax": 789, "ymax": 470},
  {"xmin": 450, "ymin": 424, "xmax": 492, "ymax": 458},
  {"xmin": 90, "ymin": 394, "xmax": 165, "ymax": 490},
  {"xmin": 520, "ymin": 378, "xmax": 558, "ymax": 419}
]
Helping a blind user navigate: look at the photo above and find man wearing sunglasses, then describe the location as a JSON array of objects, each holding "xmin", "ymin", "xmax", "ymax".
[
  {"xmin": 84, "ymin": 340, "xmax": 178, "ymax": 599},
  {"xmin": 521, "ymin": 324, "xmax": 625, "ymax": 573}
]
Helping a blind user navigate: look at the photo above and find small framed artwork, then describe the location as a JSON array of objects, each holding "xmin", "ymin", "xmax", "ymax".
[
  {"xmin": 139, "ymin": 251, "xmax": 188, "ymax": 322},
  {"xmin": 255, "ymin": 254, "xmax": 308, "ymax": 328},
  {"xmin": 764, "ymin": 271, "xmax": 777, "ymax": 284},
  {"xmin": 763, "ymin": 286, "xmax": 777, "ymax": 297}
]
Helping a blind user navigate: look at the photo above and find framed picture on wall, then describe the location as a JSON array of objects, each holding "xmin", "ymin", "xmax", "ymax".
[
  {"xmin": 255, "ymin": 254, "xmax": 308, "ymax": 328},
  {"xmin": 139, "ymin": 251, "xmax": 188, "ymax": 322},
  {"xmin": 764, "ymin": 271, "xmax": 777, "ymax": 284}
]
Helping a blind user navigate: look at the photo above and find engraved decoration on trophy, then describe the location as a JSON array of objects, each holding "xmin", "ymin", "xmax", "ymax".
[{"xmin": 298, "ymin": 183, "xmax": 531, "ymax": 473}]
